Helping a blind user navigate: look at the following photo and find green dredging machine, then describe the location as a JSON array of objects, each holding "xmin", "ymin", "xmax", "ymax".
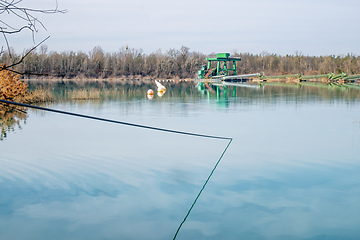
[
  {"xmin": 196, "ymin": 53, "xmax": 360, "ymax": 88},
  {"xmin": 197, "ymin": 53, "xmax": 260, "ymax": 84}
]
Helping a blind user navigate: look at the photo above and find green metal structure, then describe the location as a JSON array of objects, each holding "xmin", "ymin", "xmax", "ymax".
[
  {"xmin": 198, "ymin": 53, "xmax": 242, "ymax": 79},
  {"xmin": 196, "ymin": 53, "xmax": 360, "ymax": 90}
]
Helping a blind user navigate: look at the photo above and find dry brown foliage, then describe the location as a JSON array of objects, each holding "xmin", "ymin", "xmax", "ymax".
[
  {"xmin": 24, "ymin": 89, "xmax": 54, "ymax": 103},
  {"xmin": 0, "ymin": 66, "xmax": 27, "ymax": 140},
  {"xmin": 67, "ymin": 89, "xmax": 101, "ymax": 100},
  {"xmin": 0, "ymin": 65, "xmax": 29, "ymax": 102},
  {"xmin": 0, "ymin": 66, "xmax": 54, "ymax": 140}
]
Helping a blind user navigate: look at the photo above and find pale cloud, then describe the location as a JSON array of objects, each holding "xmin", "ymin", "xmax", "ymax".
[{"xmin": 6, "ymin": 0, "xmax": 360, "ymax": 55}]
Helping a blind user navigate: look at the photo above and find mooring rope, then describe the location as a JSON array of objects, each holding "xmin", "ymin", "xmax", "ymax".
[
  {"xmin": 0, "ymin": 100, "xmax": 231, "ymax": 140},
  {"xmin": 172, "ymin": 138, "xmax": 232, "ymax": 240},
  {"xmin": 0, "ymin": 99, "xmax": 232, "ymax": 239}
]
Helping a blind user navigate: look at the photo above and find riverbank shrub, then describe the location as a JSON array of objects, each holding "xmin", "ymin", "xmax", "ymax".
[{"xmin": 0, "ymin": 65, "xmax": 28, "ymax": 102}]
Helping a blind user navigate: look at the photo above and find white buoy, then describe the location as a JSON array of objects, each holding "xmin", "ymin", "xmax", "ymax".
[
  {"xmin": 155, "ymin": 80, "xmax": 162, "ymax": 88},
  {"xmin": 147, "ymin": 89, "xmax": 154, "ymax": 99},
  {"xmin": 147, "ymin": 89, "xmax": 154, "ymax": 95},
  {"xmin": 158, "ymin": 85, "xmax": 166, "ymax": 92},
  {"xmin": 155, "ymin": 80, "xmax": 166, "ymax": 92},
  {"xmin": 157, "ymin": 91, "xmax": 165, "ymax": 97}
]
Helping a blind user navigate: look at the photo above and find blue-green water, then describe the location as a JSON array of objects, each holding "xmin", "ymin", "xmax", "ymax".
[{"xmin": 1, "ymin": 84, "xmax": 360, "ymax": 239}]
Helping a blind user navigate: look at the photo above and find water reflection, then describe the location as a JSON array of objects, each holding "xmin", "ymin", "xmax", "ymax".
[
  {"xmin": 197, "ymin": 82, "xmax": 230, "ymax": 107},
  {"xmin": 0, "ymin": 104, "xmax": 27, "ymax": 140},
  {"xmin": 197, "ymin": 81, "xmax": 360, "ymax": 107},
  {"xmin": 27, "ymin": 79, "xmax": 179, "ymax": 101},
  {"xmin": 1, "ymin": 81, "xmax": 360, "ymax": 239},
  {"xmin": 0, "ymin": 118, "xmax": 226, "ymax": 239}
]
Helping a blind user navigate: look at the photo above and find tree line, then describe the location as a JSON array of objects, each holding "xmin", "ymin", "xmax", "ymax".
[
  {"xmin": 1, "ymin": 46, "xmax": 360, "ymax": 79},
  {"xmin": 236, "ymin": 52, "xmax": 360, "ymax": 76}
]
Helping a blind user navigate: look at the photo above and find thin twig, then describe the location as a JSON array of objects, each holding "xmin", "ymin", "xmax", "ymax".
[
  {"xmin": 0, "ymin": 0, "xmax": 66, "ymax": 57},
  {"xmin": 1, "ymin": 36, "xmax": 50, "ymax": 75}
]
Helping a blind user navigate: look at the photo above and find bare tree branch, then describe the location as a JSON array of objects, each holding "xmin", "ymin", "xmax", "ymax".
[
  {"xmin": 0, "ymin": 0, "xmax": 66, "ymax": 48},
  {"xmin": 0, "ymin": 0, "xmax": 66, "ymax": 74},
  {"xmin": 1, "ymin": 36, "xmax": 50, "ymax": 75}
]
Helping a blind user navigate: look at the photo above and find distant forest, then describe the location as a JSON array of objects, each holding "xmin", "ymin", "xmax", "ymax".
[{"xmin": 1, "ymin": 46, "xmax": 360, "ymax": 79}]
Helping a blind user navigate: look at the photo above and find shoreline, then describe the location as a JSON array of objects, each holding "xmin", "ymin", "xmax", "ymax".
[
  {"xmin": 23, "ymin": 73, "xmax": 360, "ymax": 86},
  {"xmin": 24, "ymin": 77, "xmax": 196, "ymax": 84}
]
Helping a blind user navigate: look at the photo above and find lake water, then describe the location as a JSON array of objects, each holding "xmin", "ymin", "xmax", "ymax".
[{"xmin": 1, "ymin": 82, "xmax": 360, "ymax": 240}]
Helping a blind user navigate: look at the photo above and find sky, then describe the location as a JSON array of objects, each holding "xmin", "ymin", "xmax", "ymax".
[{"xmin": 4, "ymin": 0, "xmax": 360, "ymax": 56}]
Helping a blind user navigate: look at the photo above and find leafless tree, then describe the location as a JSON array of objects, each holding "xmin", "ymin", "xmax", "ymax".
[{"xmin": 0, "ymin": 0, "xmax": 66, "ymax": 73}]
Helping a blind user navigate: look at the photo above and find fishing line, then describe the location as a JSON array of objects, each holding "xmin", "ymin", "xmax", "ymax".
[{"xmin": 0, "ymin": 99, "xmax": 233, "ymax": 239}]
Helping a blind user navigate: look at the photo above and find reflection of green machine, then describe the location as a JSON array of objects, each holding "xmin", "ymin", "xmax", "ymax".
[
  {"xmin": 197, "ymin": 53, "xmax": 260, "ymax": 81},
  {"xmin": 197, "ymin": 81, "xmax": 230, "ymax": 107}
]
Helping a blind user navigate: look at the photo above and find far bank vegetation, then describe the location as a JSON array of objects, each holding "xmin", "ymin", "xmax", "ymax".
[{"xmin": 1, "ymin": 46, "xmax": 360, "ymax": 80}]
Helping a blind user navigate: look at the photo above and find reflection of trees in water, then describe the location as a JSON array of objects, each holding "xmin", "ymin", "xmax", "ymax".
[
  {"xmin": 27, "ymin": 80, "xmax": 198, "ymax": 100},
  {"xmin": 202, "ymin": 84, "xmax": 360, "ymax": 102},
  {"xmin": 0, "ymin": 105, "xmax": 27, "ymax": 140}
]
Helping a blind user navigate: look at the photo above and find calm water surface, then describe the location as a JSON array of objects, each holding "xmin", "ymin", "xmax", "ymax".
[{"xmin": 1, "ymin": 83, "xmax": 360, "ymax": 239}]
